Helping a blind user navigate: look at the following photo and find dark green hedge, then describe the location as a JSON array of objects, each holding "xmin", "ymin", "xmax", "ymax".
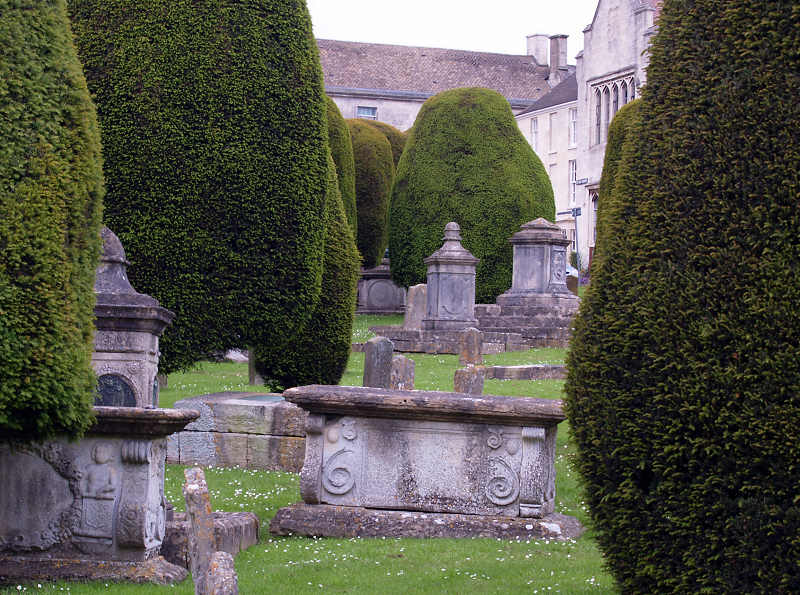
[
  {"xmin": 593, "ymin": 99, "xmax": 641, "ymax": 267},
  {"xmin": 346, "ymin": 119, "xmax": 394, "ymax": 268},
  {"xmin": 565, "ymin": 1, "xmax": 800, "ymax": 592},
  {"xmin": 365, "ymin": 120, "xmax": 406, "ymax": 168},
  {"xmin": 254, "ymin": 154, "xmax": 359, "ymax": 389},
  {"xmin": 388, "ymin": 87, "xmax": 554, "ymax": 303},
  {"xmin": 0, "ymin": 0, "xmax": 104, "ymax": 440},
  {"xmin": 326, "ymin": 96, "xmax": 357, "ymax": 238},
  {"xmin": 68, "ymin": 0, "xmax": 328, "ymax": 373}
]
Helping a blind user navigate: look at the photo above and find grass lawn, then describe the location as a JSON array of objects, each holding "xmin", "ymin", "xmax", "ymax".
[{"xmin": 15, "ymin": 315, "xmax": 615, "ymax": 594}]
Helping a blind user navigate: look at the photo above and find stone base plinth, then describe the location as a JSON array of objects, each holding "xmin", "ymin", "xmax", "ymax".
[
  {"xmin": 0, "ymin": 556, "xmax": 187, "ymax": 586},
  {"xmin": 475, "ymin": 300, "xmax": 579, "ymax": 349},
  {"xmin": 167, "ymin": 392, "xmax": 306, "ymax": 471},
  {"xmin": 162, "ymin": 512, "xmax": 259, "ymax": 569},
  {"xmin": 368, "ymin": 326, "xmax": 529, "ymax": 355},
  {"xmin": 270, "ymin": 504, "xmax": 584, "ymax": 541}
]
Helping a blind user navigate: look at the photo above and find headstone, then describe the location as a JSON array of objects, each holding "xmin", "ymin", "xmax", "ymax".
[
  {"xmin": 566, "ymin": 274, "xmax": 578, "ymax": 295},
  {"xmin": 183, "ymin": 467, "xmax": 216, "ymax": 595},
  {"xmin": 92, "ymin": 227, "xmax": 174, "ymax": 407},
  {"xmin": 402, "ymin": 284, "xmax": 427, "ymax": 330},
  {"xmin": 363, "ymin": 336, "xmax": 393, "ymax": 389},
  {"xmin": 205, "ymin": 551, "xmax": 238, "ymax": 595},
  {"xmin": 453, "ymin": 366, "xmax": 485, "ymax": 395},
  {"xmin": 390, "ymin": 355, "xmax": 415, "ymax": 390},
  {"xmin": 247, "ymin": 350, "xmax": 264, "ymax": 386},
  {"xmin": 458, "ymin": 327, "xmax": 483, "ymax": 366},
  {"xmin": 422, "ymin": 223, "xmax": 479, "ymax": 331}
]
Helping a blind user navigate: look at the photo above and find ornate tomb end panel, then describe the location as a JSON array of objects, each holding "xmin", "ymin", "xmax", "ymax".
[
  {"xmin": 316, "ymin": 417, "xmax": 528, "ymax": 516},
  {"xmin": 95, "ymin": 373, "xmax": 137, "ymax": 407}
]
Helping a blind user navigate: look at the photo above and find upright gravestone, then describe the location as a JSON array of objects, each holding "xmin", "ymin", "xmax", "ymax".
[
  {"xmin": 363, "ymin": 336, "xmax": 394, "ymax": 389},
  {"xmin": 390, "ymin": 355, "xmax": 415, "ymax": 390},
  {"xmin": 453, "ymin": 366, "xmax": 485, "ymax": 395},
  {"xmin": 458, "ymin": 327, "xmax": 484, "ymax": 366},
  {"xmin": 93, "ymin": 227, "xmax": 174, "ymax": 407},
  {"xmin": 402, "ymin": 284, "xmax": 427, "ymax": 330},
  {"xmin": 422, "ymin": 223, "xmax": 479, "ymax": 331}
]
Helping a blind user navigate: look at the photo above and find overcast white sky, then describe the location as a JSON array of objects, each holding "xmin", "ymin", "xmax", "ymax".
[{"xmin": 306, "ymin": 0, "xmax": 600, "ymax": 60}]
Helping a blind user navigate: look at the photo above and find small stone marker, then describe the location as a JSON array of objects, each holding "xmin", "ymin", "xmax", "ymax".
[
  {"xmin": 205, "ymin": 551, "xmax": 238, "ymax": 595},
  {"xmin": 247, "ymin": 350, "xmax": 264, "ymax": 386},
  {"xmin": 454, "ymin": 366, "xmax": 485, "ymax": 395},
  {"xmin": 363, "ymin": 336, "xmax": 393, "ymax": 389},
  {"xmin": 458, "ymin": 327, "xmax": 483, "ymax": 366},
  {"xmin": 390, "ymin": 355, "xmax": 415, "ymax": 390},
  {"xmin": 402, "ymin": 284, "xmax": 427, "ymax": 330},
  {"xmin": 183, "ymin": 467, "xmax": 216, "ymax": 595}
]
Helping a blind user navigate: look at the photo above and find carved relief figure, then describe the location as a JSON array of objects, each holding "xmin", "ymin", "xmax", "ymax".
[{"xmin": 75, "ymin": 442, "xmax": 118, "ymax": 540}]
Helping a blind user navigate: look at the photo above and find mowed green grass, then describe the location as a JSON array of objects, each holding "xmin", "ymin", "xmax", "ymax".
[{"xmin": 17, "ymin": 316, "xmax": 615, "ymax": 594}]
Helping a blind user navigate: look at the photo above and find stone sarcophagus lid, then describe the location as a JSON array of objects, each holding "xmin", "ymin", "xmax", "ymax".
[
  {"xmin": 92, "ymin": 227, "xmax": 174, "ymax": 408},
  {"xmin": 284, "ymin": 385, "xmax": 564, "ymax": 519},
  {"xmin": 0, "ymin": 407, "xmax": 198, "ymax": 584}
]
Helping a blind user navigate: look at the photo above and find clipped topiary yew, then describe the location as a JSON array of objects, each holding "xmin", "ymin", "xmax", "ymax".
[
  {"xmin": 347, "ymin": 119, "xmax": 395, "ymax": 268},
  {"xmin": 326, "ymin": 96, "xmax": 357, "ymax": 237},
  {"xmin": 566, "ymin": 1, "xmax": 800, "ymax": 592},
  {"xmin": 365, "ymin": 120, "xmax": 406, "ymax": 168},
  {"xmin": 254, "ymin": 154, "xmax": 359, "ymax": 389},
  {"xmin": 1, "ymin": 0, "xmax": 104, "ymax": 440},
  {"xmin": 68, "ymin": 0, "xmax": 328, "ymax": 373},
  {"xmin": 389, "ymin": 88, "xmax": 554, "ymax": 303}
]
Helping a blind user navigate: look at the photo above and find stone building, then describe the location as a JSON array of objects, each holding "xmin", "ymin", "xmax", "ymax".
[{"xmin": 317, "ymin": 37, "xmax": 570, "ymax": 131}]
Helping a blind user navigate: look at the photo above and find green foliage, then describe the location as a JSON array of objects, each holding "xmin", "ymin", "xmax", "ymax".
[
  {"xmin": 388, "ymin": 88, "xmax": 555, "ymax": 303},
  {"xmin": 565, "ymin": 1, "xmax": 800, "ymax": 592},
  {"xmin": 68, "ymin": 0, "xmax": 327, "ymax": 373},
  {"xmin": 593, "ymin": 99, "xmax": 641, "ymax": 267},
  {"xmin": 0, "ymin": 0, "xmax": 103, "ymax": 439},
  {"xmin": 347, "ymin": 119, "xmax": 395, "ymax": 268},
  {"xmin": 365, "ymin": 120, "xmax": 407, "ymax": 168},
  {"xmin": 326, "ymin": 96, "xmax": 357, "ymax": 237},
  {"xmin": 254, "ymin": 154, "xmax": 360, "ymax": 389}
]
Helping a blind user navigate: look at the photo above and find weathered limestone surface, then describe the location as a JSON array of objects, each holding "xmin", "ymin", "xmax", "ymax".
[
  {"xmin": 422, "ymin": 223, "xmax": 479, "ymax": 331},
  {"xmin": 363, "ymin": 336, "xmax": 394, "ymax": 389},
  {"xmin": 487, "ymin": 365, "xmax": 567, "ymax": 380},
  {"xmin": 402, "ymin": 284, "xmax": 427, "ymax": 330},
  {"xmin": 271, "ymin": 504, "xmax": 584, "ymax": 541},
  {"xmin": 453, "ymin": 366, "xmax": 485, "ymax": 395},
  {"xmin": 163, "ymin": 512, "xmax": 259, "ymax": 570},
  {"xmin": 0, "ymin": 407, "xmax": 197, "ymax": 584},
  {"xmin": 92, "ymin": 227, "xmax": 174, "ymax": 408},
  {"xmin": 167, "ymin": 392, "xmax": 306, "ymax": 472},
  {"xmin": 283, "ymin": 385, "xmax": 565, "ymax": 523},
  {"xmin": 183, "ymin": 468, "xmax": 215, "ymax": 595},
  {"xmin": 458, "ymin": 327, "xmax": 484, "ymax": 366},
  {"xmin": 357, "ymin": 259, "xmax": 406, "ymax": 314},
  {"xmin": 390, "ymin": 355, "xmax": 415, "ymax": 390},
  {"xmin": 205, "ymin": 551, "xmax": 238, "ymax": 594},
  {"xmin": 368, "ymin": 326, "xmax": 528, "ymax": 355}
]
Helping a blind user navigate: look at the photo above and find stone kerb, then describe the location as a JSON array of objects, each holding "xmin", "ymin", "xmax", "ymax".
[
  {"xmin": 422, "ymin": 222, "xmax": 479, "ymax": 331},
  {"xmin": 0, "ymin": 407, "xmax": 198, "ymax": 584},
  {"xmin": 270, "ymin": 385, "xmax": 582, "ymax": 540}
]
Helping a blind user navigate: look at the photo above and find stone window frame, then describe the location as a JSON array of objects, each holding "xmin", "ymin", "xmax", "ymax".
[
  {"xmin": 356, "ymin": 105, "xmax": 378, "ymax": 120},
  {"xmin": 530, "ymin": 117, "xmax": 538, "ymax": 152},
  {"xmin": 568, "ymin": 107, "xmax": 578, "ymax": 148},
  {"xmin": 591, "ymin": 74, "xmax": 636, "ymax": 146}
]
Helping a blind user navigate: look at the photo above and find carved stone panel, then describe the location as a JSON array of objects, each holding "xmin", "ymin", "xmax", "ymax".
[{"xmin": 95, "ymin": 374, "xmax": 137, "ymax": 407}]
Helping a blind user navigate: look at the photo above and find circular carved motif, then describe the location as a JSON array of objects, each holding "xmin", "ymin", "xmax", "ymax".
[
  {"xmin": 322, "ymin": 449, "xmax": 355, "ymax": 495},
  {"xmin": 485, "ymin": 457, "xmax": 520, "ymax": 506},
  {"xmin": 367, "ymin": 280, "xmax": 396, "ymax": 309},
  {"xmin": 441, "ymin": 276, "xmax": 469, "ymax": 316}
]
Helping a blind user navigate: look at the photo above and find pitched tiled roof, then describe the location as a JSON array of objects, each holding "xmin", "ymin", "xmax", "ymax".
[
  {"xmin": 516, "ymin": 73, "xmax": 577, "ymax": 115},
  {"xmin": 317, "ymin": 39, "xmax": 553, "ymax": 104}
]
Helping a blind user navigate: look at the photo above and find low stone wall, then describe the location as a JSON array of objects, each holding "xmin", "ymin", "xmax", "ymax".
[
  {"xmin": 167, "ymin": 392, "xmax": 306, "ymax": 472},
  {"xmin": 368, "ymin": 326, "xmax": 529, "ymax": 354},
  {"xmin": 162, "ymin": 511, "xmax": 259, "ymax": 569},
  {"xmin": 487, "ymin": 364, "xmax": 567, "ymax": 380}
]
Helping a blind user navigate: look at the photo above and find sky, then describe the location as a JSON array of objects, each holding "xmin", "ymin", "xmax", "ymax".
[{"xmin": 306, "ymin": 0, "xmax": 600, "ymax": 60}]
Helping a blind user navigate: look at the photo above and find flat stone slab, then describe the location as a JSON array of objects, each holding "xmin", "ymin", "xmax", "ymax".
[
  {"xmin": 0, "ymin": 556, "xmax": 187, "ymax": 585},
  {"xmin": 167, "ymin": 392, "xmax": 306, "ymax": 472},
  {"xmin": 487, "ymin": 365, "xmax": 567, "ymax": 380},
  {"xmin": 162, "ymin": 512, "xmax": 259, "ymax": 569},
  {"xmin": 270, "ymin": 504, "xmax": 584, "ymax": 541}
]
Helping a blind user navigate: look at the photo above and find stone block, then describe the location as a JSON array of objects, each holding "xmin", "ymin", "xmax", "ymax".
[
  {"xmin": 247, "ymin": 435, "xmax": 305, "ymax": 472},
  {"xmin": 458, "ymin": 327, "xmax": 484, "ymax": 366},
  {"xmin": 454, "ymin": 366, "xmax": 485, "ymax": 395},
  {"xmin": 363, "ymin": 336, "xmax": 394, "ymax": 389},
  {"xmin": 162, "ymin": 512, "xmax": 259, "ymax": 570},
  {"xmin": 390, "ymin": 355, "xmax": 415, "ymax": 390},
  {"xmin": 402, "ymin": 284, "xmax": 427, "ymax": 330},
  {"xmin": 356, "ymin": 259, "xmax": 406, "ymax": 314}
]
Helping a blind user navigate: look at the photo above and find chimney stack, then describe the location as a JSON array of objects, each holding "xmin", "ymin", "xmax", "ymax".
[
  {"xmin": 526, "ymin": 34, "xmax": 550, "ymax": 66},
  {"xmin": 548, "ymin": 35, "xmax": 568, "ymax": 85}
]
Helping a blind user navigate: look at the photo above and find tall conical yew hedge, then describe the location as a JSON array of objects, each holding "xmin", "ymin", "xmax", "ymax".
[
  {"xmin": 253, "ymin": 154, "xmax": 359, "ymax": 389},
  {"xmin": 68, "ymin": 0, "xmax": 327, "ymax": 373},
  {"xmin": 1, "ymin": 0, "xmax": 104, "ymax": 440},
  {"xmin": 565, "ymin": 1, "xmax": 800, "ymax": 592},
  {"xmin": 365, "ymin": 120, "xmax": 406, "ymax": 168},
  {"xmin": 326, "ymin": 96, "xmax": 357, "ymax": 237},
  {"xmin": 389, "ymin": 87, "xmax": 554, "ymax": 303},
  {"xmin": 347, "ymin": 119, "xmax": 395, "ymax": 268}
]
